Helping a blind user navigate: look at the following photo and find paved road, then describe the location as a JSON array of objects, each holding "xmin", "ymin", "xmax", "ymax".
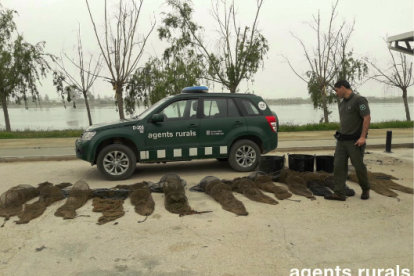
[{"xmin": 0, "ymin": 128, "xmax": 412, "ymax": 162}]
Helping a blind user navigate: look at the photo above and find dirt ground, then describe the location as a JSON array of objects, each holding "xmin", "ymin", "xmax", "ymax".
[{"xmin": 0, "ymin": 148, "xmax": 413, "ymax": 276}]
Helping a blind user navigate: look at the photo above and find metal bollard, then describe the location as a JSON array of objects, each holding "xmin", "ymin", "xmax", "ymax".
[{"xmin": 385, "ymin": 131, "xmax": 392, "ymax": 153}]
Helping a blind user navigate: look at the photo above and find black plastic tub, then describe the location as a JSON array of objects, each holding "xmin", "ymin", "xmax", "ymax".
[
  {"xmin": 288, "ymin": 154, "xmax": 315, "ymax": 172},
  {"xmin": 316, "ymin": 155, "xmax": 334, "ymax": 173},
  {"xmin": 259, "ymin": 155, "xmax": 285, "ymax": 174}
]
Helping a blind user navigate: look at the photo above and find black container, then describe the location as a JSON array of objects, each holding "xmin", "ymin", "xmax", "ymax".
[
  {"xmin": 259, "ymin": 155, "xmax": 285, "ymax": 174},
  {"xmin": 316, "ymin": 155, "xmax": 334, "ymax": 173},
  {"xmin": 288, "ymin": 154, "xmax": 315, "ymax": 172}
]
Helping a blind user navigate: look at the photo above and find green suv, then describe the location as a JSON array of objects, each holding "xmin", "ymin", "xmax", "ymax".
[{"xmin": 75, "ymin": 86, "xmax": 279, "ymax": 180}]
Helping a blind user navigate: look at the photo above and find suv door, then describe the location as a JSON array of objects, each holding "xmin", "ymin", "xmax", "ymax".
[
  {"xmin": 235, "ymin": 98, "xmax": 276, "ymax": 150},
  {"xmin": 143, "ymin": 98, "xmax": 200, "ymax": 161},
  {"xmin": 198, "ymin": 98, "xmax": 247, "ymax": 158}
]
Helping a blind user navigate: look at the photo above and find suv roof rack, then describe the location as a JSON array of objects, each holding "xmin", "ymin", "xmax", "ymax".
[{"xmin": 181, "ymin": 86, "xmax": 209, "ymax": 93}]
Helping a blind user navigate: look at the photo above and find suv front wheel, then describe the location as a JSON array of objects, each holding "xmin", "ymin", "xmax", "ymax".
[
  {"xmin": 228, "ymin": 139, "xmax": 260, "ymax": 172},
  {"xmin": 97, "ymin": 144, "xmax": 137, "ymax": 180}
]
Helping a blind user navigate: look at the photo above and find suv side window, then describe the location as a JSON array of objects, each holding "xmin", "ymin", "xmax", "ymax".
[
  {"xmin": 235, "ymin": 98, "xmax": 261, "ymax": 116},
  {"xmin": 228, "ymin": 98, "xmax": 241, "ymax": 117},
  {"xmin": 203, "ymin": 98, "xmax": 227, "ymax": 118},
  {"xmin": 159, "ymin": 99, "xmax": 198, "ymax": 121}
]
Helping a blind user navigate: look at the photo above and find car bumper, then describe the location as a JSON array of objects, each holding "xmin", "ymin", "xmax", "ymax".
[
  {"xmin": 263, "ymin": 133, "xmax": 278, "ymax": 154},
  {"xmin": 75, "ymin": 139, "xmax": 93, "ymax": 163}
]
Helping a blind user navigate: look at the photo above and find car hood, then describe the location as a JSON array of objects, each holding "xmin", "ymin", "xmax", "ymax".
[{"xmin": 86, "ymin": 119, "xmax": 141, "ymax": 131}]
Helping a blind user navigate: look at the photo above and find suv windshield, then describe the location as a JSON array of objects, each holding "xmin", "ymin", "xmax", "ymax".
[{"xmin": 134, "ymin": 96, "xmax": 173, "ymax": 119}]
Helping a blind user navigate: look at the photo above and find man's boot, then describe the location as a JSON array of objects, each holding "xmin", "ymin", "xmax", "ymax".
[
  {"xmin": 324, "ymin": 193, "xmax": 346, "ymax": 201},
  {"xmin": 361, "ymin": 189, "xmax": 370, "ymax": 200}
]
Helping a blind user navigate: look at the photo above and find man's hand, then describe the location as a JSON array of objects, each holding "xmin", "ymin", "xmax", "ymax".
[
  {"xmin": 357, "ymin": 114, "xmax": 370, "ymax": 147},
  {"xmin": 355, "ymin": 137, "xmax": 366, "ymax": 146}
]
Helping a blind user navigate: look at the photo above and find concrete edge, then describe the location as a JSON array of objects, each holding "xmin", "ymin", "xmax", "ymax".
[
  {"xmin": 0, "ymin": 155, "xmax": 78, "ymax": 163},
  {"xmin": 0, "ymin": 143, "xmax": 412, "ymax": 163},
  {"xmin": 273, "ymin": 143, "xmax": 414, "ymax": 152}
]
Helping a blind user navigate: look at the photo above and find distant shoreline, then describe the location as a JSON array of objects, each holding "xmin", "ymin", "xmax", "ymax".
[
  {"xmin": 263, "ymin": 96, "xmax": 413, "ymax": 105},
  {"xmin": 4, "ymin": 96, "xmax": 412, "ymax": 109}
]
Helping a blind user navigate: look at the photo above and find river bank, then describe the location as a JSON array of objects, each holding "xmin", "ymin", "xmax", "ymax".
[{"xmin": 1, "ymin": 102, "xmax": 414, "ymax": 132}]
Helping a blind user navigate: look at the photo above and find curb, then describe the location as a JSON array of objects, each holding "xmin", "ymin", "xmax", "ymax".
[
  {"xmin": 0, "ymin": 143, "xmax": 412, "ymax": 163},
  {"xmin": 272, "ymin": 143, "xmax": 414, "ymax": 152},
  {"xmin": 0, "ymin": 155, "xmax": 78, "ymax": 163}
]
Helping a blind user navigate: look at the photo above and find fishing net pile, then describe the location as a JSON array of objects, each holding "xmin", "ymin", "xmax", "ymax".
[
  {"xmin": 89, "ymin": 187, "xmax": 129, "ymax": 225},
  {"xmin": 92, "ymin": 197, "xmax": 125, "ymax": 225},
  {"xmin": 277, "ymin": 169, "xmax": 316, "ymax": 200},
  {"xmin": 192, "ymin": 176, "xmax": 248, "ymax": 216},
  {"xmin": 348, "ymin": 170, "xmax": 413, "ymax": 199},
  {"xmin": 55, "ymin": 181, "xmax": 91, "ymax": 219},
  {"xmin": 1, "ymin": 174, "xmax": 200, "ymax": 225},
  {"xmin": 113, "ymin": 181, "xmax": 160, "ymax": 192},
  {"xmin": 299, "ymin": 172, "xmax": 355, "ymax": 197},
  {"xmin": 160, "ymin": 174, "xmax": 193, "ymax": 215},
  {"xmin": 0, "ymin": 185, "xmax": 39, "ymax": 224},
  {"xmin": 91, "ymin": 188, "xmax": 129, "ymax": 200},
  {"xmin": 158, "ymin": 174, "xmax": 213, "ymax": 217},
  {"xmin": 268, "ymin": 168, "xmax": 356, "ymax": 198},
  {"xmin": 130, "ymin": 189, "xmax": 155, "ymax": 216},
  {"xmin": 112, "ymin": 181, "xmax": 156, "ymax": 216},
  {"xmin": 90, "ymin": 182, "xmax": 153, "ymax": 224},
  {"xmin": 15, "ymin": 182, "xmax": 72, "ymax": 224},
  {"xmin": 231, "ymin": 178, "xmax": 278, "ymax": 205},
  {"xmin": 2, "ymin": 168, "xmax": 411, "ymax": 225},
  {"xmin": 192, "ymin": 170, "xmax": 340, "ymax": 205},
  {"xmin": 247, "ymin": 172, "xmax": 292, "ymax": 200},
  {"xmin": 300, "ymin": 172, "xmax": 333, "ymax": 197}
]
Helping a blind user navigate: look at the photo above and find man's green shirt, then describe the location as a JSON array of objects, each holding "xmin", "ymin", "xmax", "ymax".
[{"xmin": 339, "ymin": 92, "xmax": 370, "ymax": 135}]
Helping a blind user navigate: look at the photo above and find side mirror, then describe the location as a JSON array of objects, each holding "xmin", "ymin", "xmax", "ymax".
[{"xmin": 151, "ymin": 114, "xmax": 164, "ymax": 123}]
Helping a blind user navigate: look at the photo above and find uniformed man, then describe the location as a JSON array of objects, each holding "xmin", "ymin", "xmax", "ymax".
[{"xmin": 324, "ymin": 80, "xmax": 371, "ymax": 201}]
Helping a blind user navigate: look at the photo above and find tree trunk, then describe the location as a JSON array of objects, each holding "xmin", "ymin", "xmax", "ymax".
[
  {"xmin": 321, "ymin": 86, "xmax": 330, "ymax": 123},
  {"xmin": 401, "ymin": 87, "xmax": 411, "ymax": 121},
  {"xmin": 1, "ymin": 91, "xmax": 12, "ymax": 131},
  {"xmin": 116, "ymin": 85, "xmax": 125, "ymax": 120},
  {"xmin": 229, "ymin": 86, "xmax": 236, "ymax": 93},
  {"xmin": 83, "ymin": 91, "xmax": 93, "ymax": 126}
]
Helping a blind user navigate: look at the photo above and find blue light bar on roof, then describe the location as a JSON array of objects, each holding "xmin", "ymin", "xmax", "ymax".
[{"xmin": 181, "ymin": 86, "xmax": 209, "ymax": 93}]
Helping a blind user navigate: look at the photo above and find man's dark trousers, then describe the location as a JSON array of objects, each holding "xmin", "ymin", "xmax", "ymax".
[{"xmin": 334, "ymin": 140, "xmax": 370, "ymax": 197}]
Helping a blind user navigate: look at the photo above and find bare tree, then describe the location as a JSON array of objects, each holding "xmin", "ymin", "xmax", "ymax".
[
  {"xmin": 368, "ymin": 49, "xmax": 413, "ymax": 121},
  {"xmin": 159, "ymin": 0, "xmax": 268, "ymax": 93},
  {"xmin": 336, "ymin": 35, "xmax": 369, "ymax": 91},
  {"xmin": 53, "ymin": 27, "xmax": 103, "ymax": 126},
  {"xmin": 86, "ymin": 0, "xmax": 155, "ymax": 119},
  {"xmin": 283, "ymin": 0, "xmax": 354, "ymax": 123},
  {"xmin": 327, "ymin": 35, "xmax": 369, "ymax": 111}
]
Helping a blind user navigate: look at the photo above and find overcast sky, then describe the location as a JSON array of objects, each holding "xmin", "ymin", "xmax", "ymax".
[{"xmin": 2, "ymin": 0, "xmax": 413, "ymax": 100}]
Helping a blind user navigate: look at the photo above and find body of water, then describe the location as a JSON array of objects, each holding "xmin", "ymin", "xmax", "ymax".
[
  {"xmin": 273, "ymin": 102, "xmax": 414, "ymax": 125},
  {"xmin": 1, "ymin": 102, "xmax": 413, "ymax": 130}
]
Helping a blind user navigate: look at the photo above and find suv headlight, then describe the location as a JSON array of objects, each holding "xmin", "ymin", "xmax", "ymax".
[{"xmin": 81, "ymin": 131, "xmax": 96, "ymax": 141}]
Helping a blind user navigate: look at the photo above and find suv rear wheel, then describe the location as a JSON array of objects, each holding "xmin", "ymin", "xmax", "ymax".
[
  {"xmin": 228, "ymin": 139, "xmax": 260, "ymax": 172},
  {"xmin": 97, "ymin": 144, "xmax": 136, "ymax": 180}
]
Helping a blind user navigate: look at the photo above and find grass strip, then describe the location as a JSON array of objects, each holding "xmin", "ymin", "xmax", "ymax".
[{"xmin": 0, "ymin": 128, "xmax": 84, "ymax": 139}]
